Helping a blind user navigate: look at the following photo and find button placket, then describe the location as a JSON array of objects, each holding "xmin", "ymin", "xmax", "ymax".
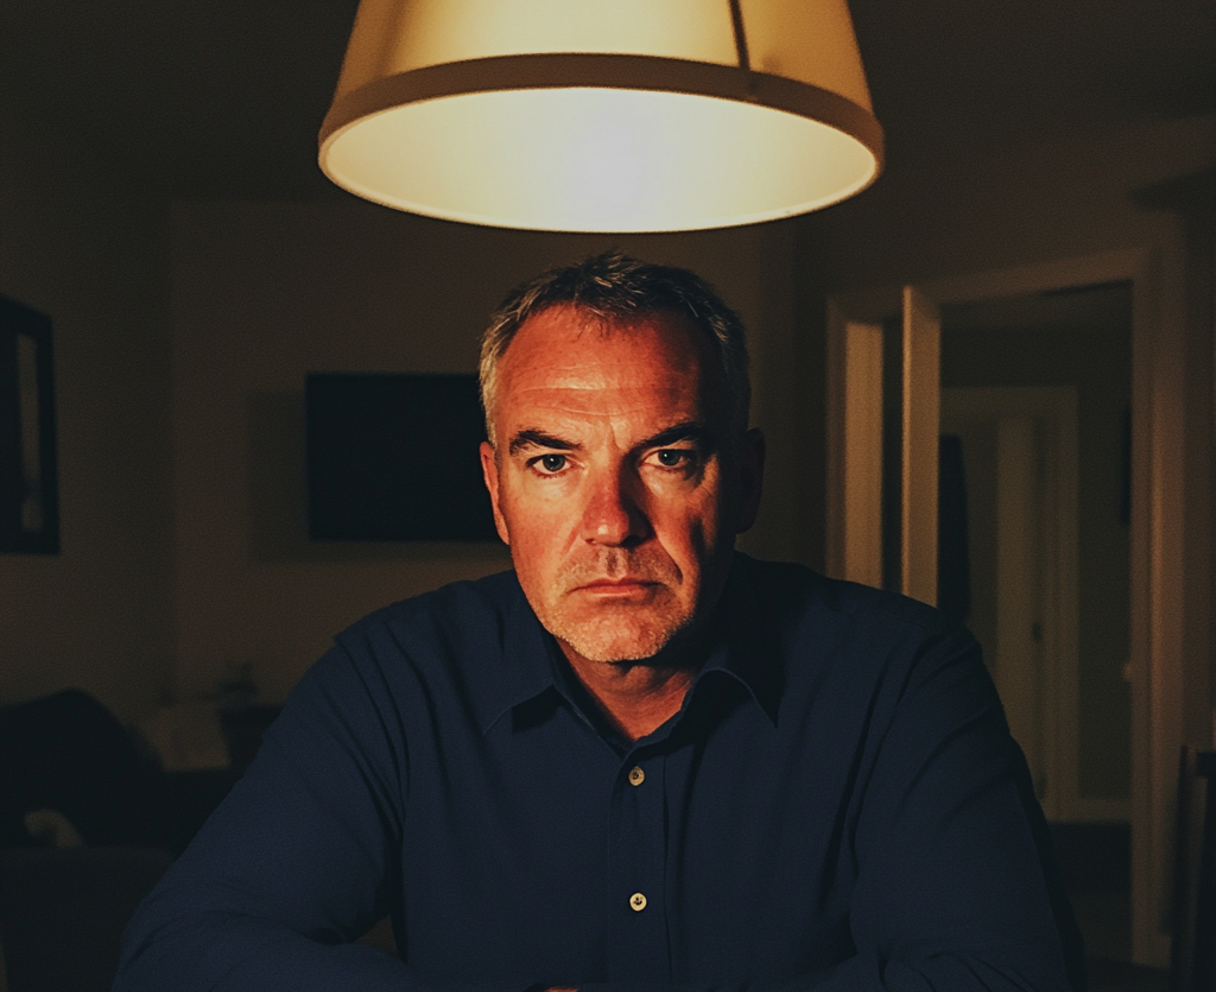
[{"xmin": 606, "ymin": 753, "xmax": 668, "ymax": 978}]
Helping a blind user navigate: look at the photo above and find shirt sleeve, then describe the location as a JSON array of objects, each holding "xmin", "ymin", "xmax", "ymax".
[
  {"xmin": 113, "ymin": 641, "xmax": 525, "ymax": 992},
  {"xmin": 578, "ymin": 623, "xmax": 1084, "ymax": 992}
]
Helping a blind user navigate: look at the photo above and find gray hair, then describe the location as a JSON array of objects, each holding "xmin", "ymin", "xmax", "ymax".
[{"xmin": 479, "ymin": 250, "xmax": 750, "ymax": 442}]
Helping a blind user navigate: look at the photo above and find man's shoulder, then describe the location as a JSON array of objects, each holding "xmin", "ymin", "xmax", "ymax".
[
  {"xmin": 735, "ymin": 556, "xmax": 987, "ymax": 735},
  {"xmin": 733, "ymin": 554, "xmax": 975, "ymax": 691},
  {"xmin": 736, "ymin": 554, "xmax": 954, "ymax": 640},
  {"xmin": 335, "ymin": 569, "xmax": 526, "ymax": 656},
  {"xmin": 296, "ymin": 570, "xmax": 539, "ymax": 730}
]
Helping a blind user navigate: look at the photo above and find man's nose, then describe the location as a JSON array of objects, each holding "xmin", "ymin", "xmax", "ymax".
[{"xmin": 579, "ymin": 468, "xmax": 651, "ymax": 546}]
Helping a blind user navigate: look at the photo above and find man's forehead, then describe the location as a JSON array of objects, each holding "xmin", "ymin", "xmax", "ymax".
[
  {"xmin": 499, "ymin": 306, "xmax": 712, "ymax": 383},
  {"xmin": 486, "ymin": 304, "xmax": 735, "ymax": 450}
]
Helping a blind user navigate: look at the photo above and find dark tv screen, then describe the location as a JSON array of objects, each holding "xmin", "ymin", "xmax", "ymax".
[{"xmin": 305, "ymin": 373, "xmax": 498, "ymax": 541}]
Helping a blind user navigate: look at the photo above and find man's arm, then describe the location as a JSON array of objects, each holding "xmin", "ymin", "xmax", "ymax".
[
  {"xmin": 114, "ymin": 642, "xmax": 523, "ymax": 992},
  {"xmin": 837, "ymin": 623, "xmax": 1082, "ymax": 992}
]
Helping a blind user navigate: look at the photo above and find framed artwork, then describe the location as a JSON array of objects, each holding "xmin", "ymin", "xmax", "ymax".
[{"xmin": 0, "ymin": 294, "xmax": 59, "ymax": 554}]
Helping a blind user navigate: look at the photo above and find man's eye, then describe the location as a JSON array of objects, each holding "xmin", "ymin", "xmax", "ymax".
[
  {"xmin": 654, "ymin": 449, "xmax": 691, "ymax": 468},
  {"xmin": 537, "ymin": 454, "xmax": 567, "ymax": 473}
]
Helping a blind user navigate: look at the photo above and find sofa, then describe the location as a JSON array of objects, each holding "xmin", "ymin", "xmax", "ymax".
[{"xmin": 0, "ymin": 689, "xmax": 280, "ymax": 992}]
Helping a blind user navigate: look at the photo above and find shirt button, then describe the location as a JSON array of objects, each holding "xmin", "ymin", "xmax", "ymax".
[
  {"xmin": 629, "ymin": 892, "xmax": 647, "ymax": 912},
  {"xmin": 628, "ymin": 766, "xmax": 645, "ymax": 786}
]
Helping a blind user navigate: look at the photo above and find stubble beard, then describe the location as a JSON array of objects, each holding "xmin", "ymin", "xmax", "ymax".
[{"xmin": 523, "ymin": 547, "xmax": 697, "ymax": 663}]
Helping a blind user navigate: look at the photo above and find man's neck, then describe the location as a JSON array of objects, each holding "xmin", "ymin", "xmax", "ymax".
[{"xmin": 558, "ymin": 640, "xmax": 705, "ymax": 743}]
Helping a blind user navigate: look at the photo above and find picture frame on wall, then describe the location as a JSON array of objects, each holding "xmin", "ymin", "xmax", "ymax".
[{"xmin": 0, "ymin": 294, "xmax": 59, "ymax": 554}]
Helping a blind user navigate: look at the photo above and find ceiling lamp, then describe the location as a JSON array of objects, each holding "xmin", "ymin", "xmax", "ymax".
[{"xmin": 319, "ymin": 0, "xmax": 883, "ymax": 233}]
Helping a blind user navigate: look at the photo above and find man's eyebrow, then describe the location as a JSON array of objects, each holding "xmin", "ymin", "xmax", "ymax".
[
  {"xmin": 508, "ymin": 429, "xmax": 580, "ymax": 455},
  {"xmin": 635, "ymin": 422, "xmax": 715, "ymax": 453}
]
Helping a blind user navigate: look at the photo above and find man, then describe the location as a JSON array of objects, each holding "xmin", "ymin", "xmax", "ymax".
[{"xmin": 116, "ymin": 252, "xmax": 1083, "ymax": 992}]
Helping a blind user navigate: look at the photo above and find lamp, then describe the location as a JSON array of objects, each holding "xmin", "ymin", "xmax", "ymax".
[{"xmin": 319, "ymin": 0, "xmax": 883, "ymax": 233}]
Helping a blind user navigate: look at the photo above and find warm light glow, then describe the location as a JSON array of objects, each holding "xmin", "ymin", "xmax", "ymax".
[
  {"xmin": 320, "ymin": 1, "xmax": 883, "ymax": 232},
  {"xmin": 322, "ymin": 88, "xmax": 878, "ymax": 232}
]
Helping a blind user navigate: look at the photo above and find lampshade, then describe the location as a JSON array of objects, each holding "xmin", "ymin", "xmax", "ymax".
[{"xmin": 319, "ymin": 0, "xmax": 883, "ymax": 233}]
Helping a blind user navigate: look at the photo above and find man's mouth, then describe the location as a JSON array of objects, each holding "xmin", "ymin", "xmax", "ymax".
[{"xmin": 574, "ymin": 578, "xmax": 659, "ymax": 594}]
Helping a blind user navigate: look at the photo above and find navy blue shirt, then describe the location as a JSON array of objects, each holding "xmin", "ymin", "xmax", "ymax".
[{"xmin": 117, "ymin": 556, "xmax": 1082, "ymax": 992}]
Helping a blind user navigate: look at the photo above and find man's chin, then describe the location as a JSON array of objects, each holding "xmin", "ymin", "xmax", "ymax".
[
  {"xmin": 560, "ymin": 635, "xmax": 672, "ymax": 665},
  {"xmin": 543, "ymin": 608, "xmax": 692, "ymax": 665}
]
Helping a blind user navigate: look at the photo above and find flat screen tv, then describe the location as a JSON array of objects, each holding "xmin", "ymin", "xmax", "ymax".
[{"xmin": 305, "ymin": 373, "xmax": 498, "ymax": 541}]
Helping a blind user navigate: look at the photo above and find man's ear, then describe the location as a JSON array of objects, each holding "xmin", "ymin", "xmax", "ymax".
[
  {"xmin": 734, "ymin": 428, "xmax": 765, "ymax": 534},
  {"xmin": 480, "ymin": 441, "xmax": 511, "ymax": 545}
]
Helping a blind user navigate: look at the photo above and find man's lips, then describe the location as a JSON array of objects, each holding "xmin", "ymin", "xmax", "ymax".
[{"xmin": 573, "ymin": 578, "xmax": 659, "ymax": 592}]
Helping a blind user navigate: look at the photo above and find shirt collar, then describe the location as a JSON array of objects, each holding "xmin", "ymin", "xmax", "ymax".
[
  {"xmin": 479, "ymin": 552, "xmax": 781, "ymax": 735},
  {"xmin": 693, "ymin": 555, "xmax": 782, "ymax": 727}
]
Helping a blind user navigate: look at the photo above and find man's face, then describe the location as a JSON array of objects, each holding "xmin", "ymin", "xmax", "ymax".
[{"xmin": 480, "ymin": 305, "xmax": 763, "ymax": 666}]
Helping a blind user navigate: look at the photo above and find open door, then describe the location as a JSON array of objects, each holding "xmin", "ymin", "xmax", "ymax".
[{"xmin": 826, "ymin": 286, "xmax": 941, "ymax": 605}]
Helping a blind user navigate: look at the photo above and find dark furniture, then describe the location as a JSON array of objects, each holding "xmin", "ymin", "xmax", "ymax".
[
  {"xmin": 0, "ymin": 689, "xmax": 279, "ymax": 992},
  {"xmin": 1171, "ymin": 747, "xmax": 1216, "ymax": 992},
  {"xmin": 0, "ymin": 846, "xmax": 174, "ymax": 992}
]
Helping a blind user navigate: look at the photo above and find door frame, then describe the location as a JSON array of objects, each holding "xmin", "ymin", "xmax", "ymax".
[{"xmin": 825, "ymin": 287, "xmax": 941, "ymax": 606}]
